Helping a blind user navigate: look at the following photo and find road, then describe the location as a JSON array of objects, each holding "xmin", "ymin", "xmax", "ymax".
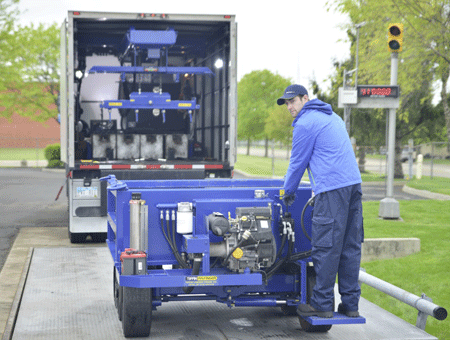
[{"xmin": 0, "ymin": 168, "xmax": 68, "ymax": 272}]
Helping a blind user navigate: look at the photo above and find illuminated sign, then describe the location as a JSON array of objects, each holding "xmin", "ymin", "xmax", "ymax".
[{"xmin": 357, "ymin": 85, "xmax": 400, "ymax": 98}]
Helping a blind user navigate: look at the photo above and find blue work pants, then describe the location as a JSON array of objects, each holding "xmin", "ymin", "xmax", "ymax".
[{"xmin": 310, "ymin": 183, "xmax": 363, "ymax": 312}]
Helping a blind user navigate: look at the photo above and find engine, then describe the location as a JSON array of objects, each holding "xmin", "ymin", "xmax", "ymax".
[{"xmin": 208, "ymin": 207, "xmax": 277, "ymax": 273}]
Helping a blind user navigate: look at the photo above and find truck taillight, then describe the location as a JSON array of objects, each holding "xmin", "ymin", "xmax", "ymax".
[{"xmin": 73, "ymin": 11, "xmax": 80, "ymax": 15}]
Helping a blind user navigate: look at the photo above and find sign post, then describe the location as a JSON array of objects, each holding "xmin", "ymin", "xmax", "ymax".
[{"xmin": 378, "ymin": 52, "xmax": 400, "ymax": 219}]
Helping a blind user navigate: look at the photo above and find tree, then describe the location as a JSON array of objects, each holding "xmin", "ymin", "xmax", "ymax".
[
  {"xmin": 238, "ymin": 70, "xmax": 291, "ymax": 156},
  {"xmin": 329, "ymin": 0, "xmax": 439, "ymax": 177},
  {"xmin": 264, "ymin": 104, "xmax": 294, "ymax": 159},
  {"xmin": 0, "ymin": 0, "xmax": 19, "ymax": 89},
  {"xmin": 0, "ymin": 21, "xmax": 59, "ymax": 123}
]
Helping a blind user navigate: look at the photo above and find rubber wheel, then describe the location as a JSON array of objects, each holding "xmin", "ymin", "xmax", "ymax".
[
  {"xmin": 281, "ymin": 304, "xmax": 298, "ymax": 315},
  {"xmin": 298, "ymin": 266, "xmax": 333, "ymax": 333},
  {"xmin": 113, "ymin": 267, "xmax": 123, "ymax": 321},
  {"xmin": 91, "ymin": 232, "xmax": 107, "ymax": 243},
  {"xmin": 69, "ymin": 230, "xmax": 87, "ymax": 243},
  {"xmin": 122, "ymin": 286, "xmax": 152, "ymax": 338}
]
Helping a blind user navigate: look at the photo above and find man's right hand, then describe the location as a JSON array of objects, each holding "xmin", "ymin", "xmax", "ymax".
[{"xmin": 283, "ymin": 193, "xmax": 296, "ymax": 207}]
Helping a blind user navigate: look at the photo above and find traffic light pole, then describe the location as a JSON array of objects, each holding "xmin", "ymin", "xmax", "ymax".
[{"xmin": 379, "ymin": 52, "xmax": 400, "ymax": 219}]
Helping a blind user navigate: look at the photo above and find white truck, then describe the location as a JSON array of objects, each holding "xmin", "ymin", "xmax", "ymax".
[{"xmin": 59, "ymin": 11, "xmax": 237, "ymax": 243}]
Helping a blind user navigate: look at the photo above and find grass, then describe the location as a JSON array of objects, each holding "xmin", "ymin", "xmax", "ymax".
[
  {"xmin": 361, "ymin": 200, "xmax": 450, "ymax": 340},
  {"xmin": 407, "ymin": 176, "xmax": 450, "ymax": 196},
  {"xmin": 0, "ymin": 148, "xmax": 45, "ymax": 161},
  {"xmin": 235, "ymin": 154, "xmax": 400, "ymax": 182}
]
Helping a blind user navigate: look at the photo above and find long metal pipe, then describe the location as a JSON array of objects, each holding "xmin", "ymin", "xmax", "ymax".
[{"xmin": 359, "ymin": 270, "xmax": 447, "ymax": 321}]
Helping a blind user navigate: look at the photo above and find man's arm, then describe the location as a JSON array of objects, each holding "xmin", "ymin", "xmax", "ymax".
[{"xmin": 283, "ymin": 122, "xmax": 315, "ymax": 194}]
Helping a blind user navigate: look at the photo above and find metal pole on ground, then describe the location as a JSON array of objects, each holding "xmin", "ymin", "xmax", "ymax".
[{"xmin": 379, "ymin": 52, "xmax": 400, "ymax": 219}]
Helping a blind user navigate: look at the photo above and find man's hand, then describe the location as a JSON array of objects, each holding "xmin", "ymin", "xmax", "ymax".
[{"xmin": 283, "ymin": 193, "xmax": 296, "ymax": 207}]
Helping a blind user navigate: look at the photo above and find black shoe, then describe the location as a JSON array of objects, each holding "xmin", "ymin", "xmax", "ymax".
[
  {"xmin": 337, "ymin": 303, "xmax": 360, "ymax": 317},
  {"xmin": 297, "ymin": 304, "xmax": 333, "ymax": 318}
]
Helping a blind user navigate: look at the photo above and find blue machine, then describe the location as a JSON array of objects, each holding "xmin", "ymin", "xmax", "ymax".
[{"xmin": 102, "ymin": 176, "xmax": 365, "ymax": 338}]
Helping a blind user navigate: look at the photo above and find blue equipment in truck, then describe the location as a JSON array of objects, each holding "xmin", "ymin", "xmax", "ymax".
[
  {"xmin": 102, "ymin": 176, "xmax": 365, "ymax": 338},
  {"xmin": 89, "ymin": 27, "xmax": 213, "ymax": 122}
]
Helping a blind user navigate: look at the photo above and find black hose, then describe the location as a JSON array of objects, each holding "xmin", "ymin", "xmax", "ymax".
[
  {"xmin": 301, "ymin": 197, "xmax": 314, "ymax": 241},
  {"xmin": 223, "ymin": 238, "xmax": 245, "ymax": 266},
  {"xmin": 160, "ymin": 214, "xmax": 189, "ymax": 269},
  {"xmin": 183, "ymin": 257, "xmax": 202, "ymax": 294}
]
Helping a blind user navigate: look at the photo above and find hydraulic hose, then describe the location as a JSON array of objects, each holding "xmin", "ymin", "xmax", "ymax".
[
  {"xmin": 159, "ymin": 212, "xmax": 189, "ymax": 269},
  {"xmin": 183, "ymin": 257, "xmax": 202, "ymax": 294},
  {"xmin": 300, "ymin": 196, "xmax": 315, "ymax": 241}
]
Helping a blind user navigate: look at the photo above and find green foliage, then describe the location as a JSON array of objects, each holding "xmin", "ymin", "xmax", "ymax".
[
  {"xmin": 0, "ymin": 0, "xmax": 20, "ymax": 87},
  {"xmin": 328, "ymin": 0, "xmax": 450, "ymax": 145},
  {"xmin": 47, "ymin": 159, "xmax": 64, "ymax": 168},
  {"xmin": 0, "ymin": 19, "xmax": 59, "ymax": 122},
  {"xmin": 238, "ymin": 70, "xmax": 291, "ymax": 142},
  {"xmin": 44, "ymin": 143, "xmax": 60, "ymax": 161},
  {"xmin": 264, "ymin": 104, "xmax": 293, "ymax": 145}
]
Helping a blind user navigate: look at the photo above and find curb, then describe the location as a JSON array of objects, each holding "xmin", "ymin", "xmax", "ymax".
[{"xmin": 402, "ymin": 185, "xmax": 450, "ymax": 200}]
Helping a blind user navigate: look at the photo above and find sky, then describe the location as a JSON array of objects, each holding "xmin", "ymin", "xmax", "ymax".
[{"xmin": 17, "ymin": 0, "xmax": 352, "ymax": 93}]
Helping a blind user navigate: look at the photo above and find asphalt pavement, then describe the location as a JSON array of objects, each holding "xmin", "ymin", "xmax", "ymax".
[{"xmin": 0, "ymin": 168, "xmax": 68, "ymax": 272}]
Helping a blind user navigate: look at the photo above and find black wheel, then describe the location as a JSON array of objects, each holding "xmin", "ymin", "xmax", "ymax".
[
  {"xmin": 113, "ymin": 267, "xmax": 123, "ymax": 321},
  {"xmin": 69, "ymin": 230, "xmax": 87, "ymax": 243},
  {"xmin": 122, "ymin": 286, "xmax": 152, "ymax": 338},
  {"xmin": 281, "ymin": 304, "xmax": 298, "ymax": 315},
  {"xmin": 298, "ymin": 266, "xmax": 333, "ymax": 333},
  {"xmin": 299, "ymin": 318, "xmax": 332, "ymax": 332},
  {"xmin": 91, "ymin": 232, "xmax": 107, "ymax": 243}
]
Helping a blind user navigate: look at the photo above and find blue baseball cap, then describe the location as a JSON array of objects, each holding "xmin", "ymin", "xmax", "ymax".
[{"xmin": 277, "ymin": 84, "xmax": 308, "ymax": 105}]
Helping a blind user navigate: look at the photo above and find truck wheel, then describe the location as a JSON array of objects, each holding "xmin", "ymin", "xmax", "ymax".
[
  {"xmin": 113, "ymin": 267, "xmax": 123, "ymax": 321},
  {"xmin": 298, "ymin": 266, "xmax": 333, "ymax": 333},
  {"xmin": 281, "ymin": 304, "xmax": 298, "ymax": 315},
  {"xmin": 69, "ymin": 231, "xmax": 87, "ymax": 243},
  {"xmin": 122, "ymin": 286, "xmax": 152, "ymax": 338},
  {"xmin": 91, "ymin": 232, "xmax": 107, "ymax": 243}
]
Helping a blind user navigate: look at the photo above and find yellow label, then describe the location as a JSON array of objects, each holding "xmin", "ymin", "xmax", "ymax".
[
  {"xmin": 166, "ymin": 99, "xmax": 171, "ymax": 102},
  {"xmin": 280, "ymin": 189, "xmax": 285, "ymax": 196},
  {"xmin": 197, "ymin": 276, "xmax": 217, "ymax": 281},
  {"xmin": 178, "ymin": 103, "xmax": 192, "ymax": 107},
  {"xmin": 108, "ymin": 102, "xmax": 122, "ymax": 107}
]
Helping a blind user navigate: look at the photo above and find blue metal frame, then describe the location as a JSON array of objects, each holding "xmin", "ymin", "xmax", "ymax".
[
  {"xmin": 105, "ymin": 178, "xmax": 312, "ymax": 300},
  {"xmin": 105, "ymin": 176, "xmax": 365, "ymax": 325},
  {"xmin": 100, "ymin": 91, "xmax": 200, "ymax": 111},
  {"xmin": 88, "ymin": 66, "xmax": 214, "ymax": 76}
]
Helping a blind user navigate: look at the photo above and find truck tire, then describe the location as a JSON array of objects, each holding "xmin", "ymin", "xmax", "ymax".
[
  {"xmin": 69, "ymin": 231, "xmax": 87, "ymax": 244},
  {"xmin": 298, "ymin": 266, "xmax": 333, "ymax": 333},
  {"xmin": 113, "ymin": 267, "xmax": 123, "ymax": 321},
  {"xmin": 91, "ymin": 232, "xmax": 107, "ymax": 243},
  {"xmin": 122, "ymin": 286, "xmax": 152, "ymax": 338}
]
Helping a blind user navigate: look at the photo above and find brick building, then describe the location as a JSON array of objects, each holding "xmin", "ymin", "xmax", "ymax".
[{"xmin": 0, "ymin": 112, "xmax": 60, "ymax": 148}]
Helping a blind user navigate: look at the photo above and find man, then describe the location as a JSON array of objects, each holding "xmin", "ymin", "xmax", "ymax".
[{"xmin": 277, "ymin": 84, "xmax": 363, "ymax": 318}]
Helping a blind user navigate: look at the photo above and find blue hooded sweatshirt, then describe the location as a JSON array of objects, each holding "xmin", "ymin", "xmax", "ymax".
[{"xmin": 284, "ymin": 99, "xmax": 361, "ymax": 196}]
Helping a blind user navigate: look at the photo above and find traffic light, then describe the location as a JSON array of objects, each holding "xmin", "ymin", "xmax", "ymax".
[{"xmin": 388, "ymin": 23, "xmax": 403, "ymax": 52}]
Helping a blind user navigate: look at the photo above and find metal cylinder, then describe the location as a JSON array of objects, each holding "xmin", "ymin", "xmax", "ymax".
[
  {"xmin": 210, "ymin": 241, "xmax": 227, "ymax": 258},
  {"xmin": 359, "ymin": 270, "xmax": 447, "ymax": 321},
  {"xmin": 129, "ymin": 199, "xmax": 141, "ymax": 250}
]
